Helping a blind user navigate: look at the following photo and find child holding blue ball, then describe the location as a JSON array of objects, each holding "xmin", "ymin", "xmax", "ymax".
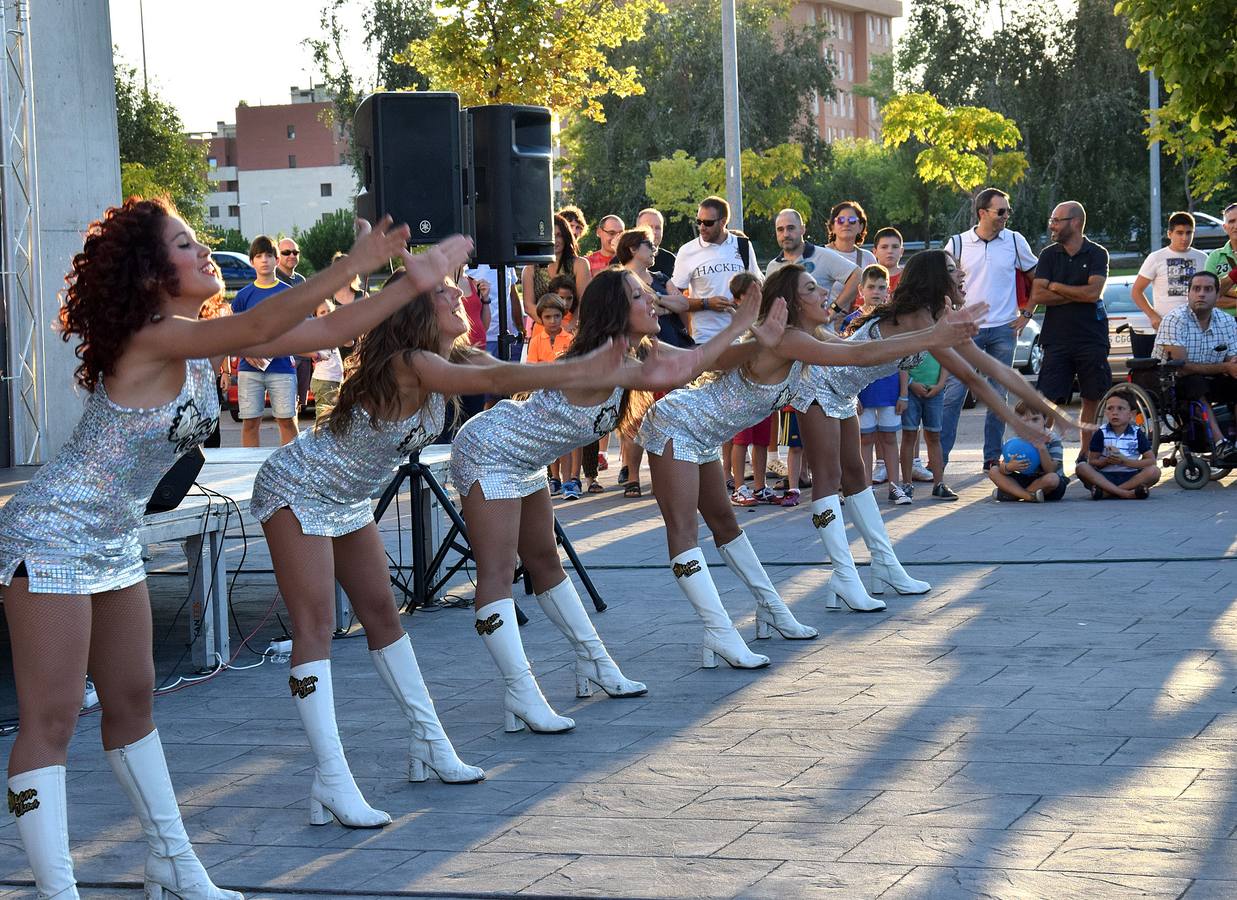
[{"xmin": 988, "ymin": 400, "xmax": 1067, "ymax": 501}]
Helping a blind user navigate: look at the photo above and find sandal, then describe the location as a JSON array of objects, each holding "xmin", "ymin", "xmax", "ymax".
[
  {"xmin": 623, "ymin": 482, "xmax": 642, "ymax": 498},
  {"xmin": 587, "ymin": 479, "xmax": 605, "ymax": 493}
]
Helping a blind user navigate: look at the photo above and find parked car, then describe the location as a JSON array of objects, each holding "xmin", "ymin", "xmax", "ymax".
[
  {"xmin": 1101, "ymin": 275, "xmax": 1154, "ymax": 374},
  {"xmin": 1190, "ymin": 212, "xmax": 1228, "ymax": 251},
  {"xmin": 211, "ymin": 251, "xmax": 256, "ymax": 292}
]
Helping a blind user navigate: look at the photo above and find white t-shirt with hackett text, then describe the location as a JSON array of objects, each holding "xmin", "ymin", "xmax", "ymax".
[
  {"xmin": 950, "ymin": 228, "xmax": 1038, "ymax": 328},
  {"xmin": 671, "ymin": 233, "xmax": 762, "ymax": 343},
  {"xmin": 1137, "ymin": 246, "xmax": 1209, "ymax": 317}
]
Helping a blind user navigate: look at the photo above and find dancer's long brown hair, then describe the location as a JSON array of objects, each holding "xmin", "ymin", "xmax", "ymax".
[
  {"xmin": 325, "ymin": 270, "xmax": 474, "ymax": 435},
  {"xmin": 851, "ymin": 248, "xmax": 952, "ymax": 332}
]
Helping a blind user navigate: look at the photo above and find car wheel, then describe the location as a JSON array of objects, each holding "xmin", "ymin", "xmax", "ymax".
[{"xmin": 1021, "ymin": 339, "xmax": 1043, "ymax": 376}]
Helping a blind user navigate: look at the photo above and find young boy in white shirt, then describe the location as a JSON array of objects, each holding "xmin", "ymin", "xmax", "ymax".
[{"xmin": 1075, "ymin": 390, "xmax": 1162, "ymax": 499}]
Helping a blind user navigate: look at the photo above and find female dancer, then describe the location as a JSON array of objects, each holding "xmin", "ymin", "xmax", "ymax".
[
  {"xmin": 792, "ymin": 249, "xmax": 1081, "ymax": 610},
  {"xmin": 637, "ymin": 264, "xmax": 986, "ymax": 667},
  {"xmin": 250, "ymin": 268, "xmax": 626, "ymax": 828},
  {"xmin": 0, "ymin": 197, "xmax": 454, "ymax": 900},
  {"xmin": 450, "ymin": 267, "xmax": 766, "ymax": 733}
]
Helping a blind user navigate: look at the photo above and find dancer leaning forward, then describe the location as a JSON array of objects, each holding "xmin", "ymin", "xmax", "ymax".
[
  {"xmin": 637, "ymin": 268, "xmax": 986, "ymax": 668},
  {"xmin": 791, "ymin": 250, "xmax": 1088, "ymax": 611},
  {"xmin": 0, "ymin": 201, "xmax": 426, "ymax": 899},
  {"xmin": 449, "ymin": 267, "xmax": 770, "ymax": 733},
  {"xmin": 250, "ymin": 261, "xmax": 633, "ymax": 828}
]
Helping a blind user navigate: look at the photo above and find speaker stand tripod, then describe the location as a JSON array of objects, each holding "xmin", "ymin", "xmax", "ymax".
[{"xmin": 370, "ymin": 449, "xmax": 606, "ymax": 623}]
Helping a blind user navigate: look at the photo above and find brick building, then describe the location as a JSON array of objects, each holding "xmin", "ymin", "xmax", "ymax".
[{"xmin": 193, "ymin": 86, "xmax": 355, "ymax": 239}]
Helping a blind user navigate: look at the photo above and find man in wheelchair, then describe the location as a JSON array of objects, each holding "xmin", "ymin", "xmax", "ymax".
[{"xmin": 1152, "ymin": 271, "xmax": 1237, "ymax": 464}]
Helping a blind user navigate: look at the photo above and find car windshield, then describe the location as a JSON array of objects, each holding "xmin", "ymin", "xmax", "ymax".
[{"xmin": 1102, "ymin": 280, "xmax": 1139, "ymax": 314}]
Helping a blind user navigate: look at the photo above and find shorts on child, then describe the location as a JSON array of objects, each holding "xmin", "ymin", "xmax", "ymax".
[
  {"xmin": 237, "ymin": 370, "xmax": 297, "ymax": 420},
  {"xmin": 858, "ymin": 405, "xmax": 901, "ymax": 434},
  {"xmin": 999, "ymin": 470, "xmax": 1069, "ymax": 502},
  {"xmin": 1104, "ymin": 469, "xmax": 1139, "ymax": 486},
  {"xmin": 785, "ymin": 412, "xmax": 802, "ymax": 448},
  {"xmin": 733, "ymin": 414, "xmax": 774, "ymax": 446},
  {"xmin": 902, "ymin": 392, "xmax": 943, "ymax": 433}
]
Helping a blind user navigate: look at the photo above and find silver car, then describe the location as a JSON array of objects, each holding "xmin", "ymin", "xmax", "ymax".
[{"xmin": 1100, "ymin": 274, "xmax": 1154, "ymax": 374}]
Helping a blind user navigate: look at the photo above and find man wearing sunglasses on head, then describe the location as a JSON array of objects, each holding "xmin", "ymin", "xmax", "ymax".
[
  {"xmin": 670, "ymin": 195, "xmax": 762, "ymax": 344},
  {"xmin": 939, "ymin": 187, "xmax": 1040, "ymax": 480}
]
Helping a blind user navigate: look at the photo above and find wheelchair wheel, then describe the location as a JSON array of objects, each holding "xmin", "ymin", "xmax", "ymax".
[
  {"xmin": 1096, "ymin": 383, "xmax": 1159, "ymax": 457},
  {"xmin": 1175, "ymin": 456, "xmax": 1210, "ymax": 490}
]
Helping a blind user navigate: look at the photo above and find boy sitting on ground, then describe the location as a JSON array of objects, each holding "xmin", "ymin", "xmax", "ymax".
[
  {"xmin": 988, "ymin": 400, "xmax": 1068, "ymax": 502},
  {"xmin": 1075, "ymin": 390, "xmax": 1161, "ymax": 499}
]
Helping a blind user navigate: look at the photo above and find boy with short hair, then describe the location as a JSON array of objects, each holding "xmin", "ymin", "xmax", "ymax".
[
  {"xmin": 527, "ymin": 294, "xmax": 577, "ymax": 497},
  {"xmin": 727, "ymin": 273, "xmax": 778, "ymax": 505},
  {"xmin": 1075, "ymin": 390, "xmax": 1162, "ymax": 499},
  {"xmin": 987, "ymin": 400, "xmax": 1068, "ymax": 502},
  {"xmin": 848, "ymin": 265, "xmax": 908, "ymax": 503}
]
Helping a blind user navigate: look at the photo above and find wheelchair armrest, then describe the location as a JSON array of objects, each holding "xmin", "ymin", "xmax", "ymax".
[{"xmin": 1125, "ymin": 357, "xmax": 1160, "ymax": 372}]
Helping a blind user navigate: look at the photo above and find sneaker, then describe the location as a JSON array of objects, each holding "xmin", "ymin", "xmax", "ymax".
[
  {"xmin": 753, "ymin": 486, "xmax": 779, "ymax": 504},
  {"xmin": 730, "ymin": 485, "xmax": 758, "ymax": 507},
  {"xmin": 617, "ymin": 465, "xmax": 629, "ymax": 485},
  {"xmin": 911, "ymin": 458, "xmax": 933, "ymax": 482},
  {"xmin": 890, "ymin": 482, "xmax": 913, "ymax": 505},
  {"xmin": 1031, "ymin": 488, "xmax": 1045, "ymax": 503},
  {"xmin": 561, "ymin": 479, "xmax": 582, "ymax": 501},
  {"xmin": 871, "ymin": 460, "xmax": 888, "ymax": 484},
  {"xmin": 549, "ymin": 478, "xmax": 562, "ymax": 496},
  {"xmin": 932, "ymin": 483, "xmax": 959, "ymax": 501},
  {"xmin": 781, "ymin": 488, "xmax": 801, "ymax": 507},
  {"xmin": 1090, "ymin": 484, "xmax": 1105, "ymax": 500},
  {"xmin": 1134, "ymin": 485, "xmax": 1150, "ymax": 500}
]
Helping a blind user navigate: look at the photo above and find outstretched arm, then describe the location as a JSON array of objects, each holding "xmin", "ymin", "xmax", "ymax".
[
  {"xmin": 934, "ymin": 344, "xmax": 1057, "ymax": 445},
  {"xmin": 952, "ymin": 338, "xmax": 1087, "ymax": 435},
  {"xmin": 409, "ymin": 339, "xmax": 627, "ymax": 397},
  {"xmin": 777, "ymin": 301, "xmax": 987, "ymax": 368}
]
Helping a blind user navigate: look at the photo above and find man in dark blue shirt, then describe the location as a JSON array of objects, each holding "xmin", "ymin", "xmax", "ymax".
[
  {"xmin": 1030, "ymin": 200, "xmax": 1110, "ymax": 451},
  {"xmin": 231, "ymin": 235, "xmax": 299, "ymax": 446}
]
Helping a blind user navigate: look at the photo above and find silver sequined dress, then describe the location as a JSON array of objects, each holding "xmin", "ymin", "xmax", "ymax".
[
  {"xmin": 0, "ymin": 358, "xmax": 220, "ymax": 594},
  {"xmin": 450, "ymin": 386, "xmax": 623, "ymax": 500},
  {"xmin": 250, "ymin": 394, "xmax": 445, "ymax": 537},
  {"xmin": 791, "ymin": 317, "xmax": 925, "ymax": 419},
  {"xmin": 638, "ymin": 360, "xmax": 806, "ymax": 464}
]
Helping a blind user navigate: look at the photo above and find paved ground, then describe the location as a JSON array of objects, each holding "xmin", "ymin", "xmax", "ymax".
[{"xmin": 2, "ymin": 407, "xmax": 1236, "ymax": 899}]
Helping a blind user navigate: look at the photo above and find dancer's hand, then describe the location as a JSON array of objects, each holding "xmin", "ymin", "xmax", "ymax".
[
  {"xmin": 932, "ymin": 301, "xmax": 988, "ymax": 347},
  {"xmin": 634, "ymin": 341, "xmax": 699, "ymax": 391},
  {"xmin": 400, "ymin": 235, "xmax": 475, "ymax": 295},
  {"xmin": 731, "ymin": 283, "xmax": 763, "ymax": 332},
  {"xmin": 1010, "ymin": 415, "xmax": 1052, "ymax": 445},
  {"xmin": 751, "ymin": 297, "xmax": 787, "ymax": 349},
  {"xmin": 348, "ymin": 216, "xmax": 413, "ymax": 276}
]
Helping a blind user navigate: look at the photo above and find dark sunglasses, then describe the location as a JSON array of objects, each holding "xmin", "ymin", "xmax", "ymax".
[
  {"xmin": 834, "ymin": 215, "xmax": 860, "ymax": 224},
  {"xmin": 280, "ymin": 249, "xmax": 299, "ymax": 256},
  {"xmin": 696, "ymin": 218, "xmax": 718, "ymax": 227},
  {"xmin": 986, "ymin": 207, "xmax": 1012, "ymax": 217}
]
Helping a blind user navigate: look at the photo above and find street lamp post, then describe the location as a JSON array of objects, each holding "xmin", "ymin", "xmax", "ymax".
[
  {"xmin": 721, "ymin": 0, "xmax": 744, "ymax": 231},
  {"xmin": 260, "ymin": 200, "xmax": 270, "ymax": 236}
]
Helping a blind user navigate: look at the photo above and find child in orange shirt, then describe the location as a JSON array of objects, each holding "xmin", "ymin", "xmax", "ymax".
[{"xmin": 527, "ymin": 294, "xmax": 578, "ymax": 495}]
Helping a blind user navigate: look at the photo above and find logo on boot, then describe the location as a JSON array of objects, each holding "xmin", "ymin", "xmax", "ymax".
[
  {"xmin": 812, "ymin": 509, "xmax": 836, "ymax": 529},
  {"xmin": 474, "ymin": 613, "xmax": 504, "ymax": 636},
  {"xmin": 672, "ymin": 560, "xmax": 702, "ymax": 578},
  {"xmin": 7, "ymin": 787, "xmax": 38, "ymax": 817},
  {"xmin": 288, "ymin": 674, "xmax": 319, "ymax": 699}
]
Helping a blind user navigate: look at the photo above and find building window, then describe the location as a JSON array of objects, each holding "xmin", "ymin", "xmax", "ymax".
[
  {"xmin": 288, "ymin": 154, "xmax": 297, "ymax": 168},
  {"xmin": 287, "ymin": 124, "xmax": 296, "ymax": 139},
  {"xmin": 320, "ymin": 183, "xmax": 332, "ymax": 197},
  {"xmin": 227, "ymin": 204, "xmax": 240, "ymax": 217},
  {"xmin": 209, "ymin": 206, "xmax": 220, "ymax": 218},
  {"xmin": 207, "ymin": 157, "xmax": 218, "ymax": 169}
]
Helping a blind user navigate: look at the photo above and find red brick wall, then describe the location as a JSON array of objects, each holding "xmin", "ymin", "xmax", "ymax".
[{"xmin": 235, "ymin": 102, "xmax": 348, "ymax": 170}]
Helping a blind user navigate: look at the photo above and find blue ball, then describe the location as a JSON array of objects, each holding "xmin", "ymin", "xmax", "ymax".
[{"xmin": 1002, "ymin": 438, "xmax": 1041, "ymax": 475}]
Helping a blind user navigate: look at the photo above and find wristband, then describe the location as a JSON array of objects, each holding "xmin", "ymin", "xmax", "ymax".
[
  {"xmin": 1020, "ymin": 309, "xmax": 1033, "ymax": 319},
  {"xmin": 700, "ymin": 297, "xmax": 710, "ymax": 311},
  {"xmin": 898, "ymin": 396, "xmax": 908, "ymax": 401}
]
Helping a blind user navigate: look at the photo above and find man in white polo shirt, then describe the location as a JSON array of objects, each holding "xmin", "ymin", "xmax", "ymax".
[
  {"xmin": 671, "ymin": 195, "xmax": 762, "ymax": 343},
  {"xmin": 940, "ymin": 187, "xmax": 1039, "ymax": 473}
]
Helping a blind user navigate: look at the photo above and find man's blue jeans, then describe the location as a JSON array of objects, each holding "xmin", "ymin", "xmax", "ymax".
[{"xmin": 940, "ymin": 324, "xmax": 1018, "ymax": 467}]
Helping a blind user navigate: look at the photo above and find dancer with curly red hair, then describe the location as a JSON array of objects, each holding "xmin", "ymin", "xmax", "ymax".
[{"xmin": 0, "ymin": 196, "xmax": 470, "ymax": 900}]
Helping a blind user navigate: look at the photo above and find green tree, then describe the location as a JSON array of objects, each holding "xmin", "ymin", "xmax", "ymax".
[
  {"xmin": 400, "ymin": 0, "xmax": 663, "ymax": 121},
  {"xmin": 645, "ymin": 143, "xmax": 811, "ymax": 226},
  {"xmin": 293, "ymin": 209, "xmax": 357, "ymax": 272},
  {"xmin": 565, "ymin": 0, "xmax": 834, "ymax": 248},
  {"xmin": 114, "ymin": 62, "xmax": 207, "ymax": 226}
]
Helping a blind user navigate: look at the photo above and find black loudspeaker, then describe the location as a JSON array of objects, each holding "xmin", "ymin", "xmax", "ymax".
[
  {"xmin": 354, "ymin": 92, "xmax": 464, "ymax": 243},
  {"xmin": 146, "ymin": 447, "xmax": 205, "ymax": 515},
  {"xmin": 468, "ymin": 105, "xmax": 554, "ymax": 264}
]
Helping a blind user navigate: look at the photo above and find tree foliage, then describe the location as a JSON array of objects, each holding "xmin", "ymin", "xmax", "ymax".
[
  {"xmin": 882, "ymin": 92, "xmax": 1027, "ymax": 197},
  {"xmin": 114, "ymin": 62, "xmax": 207, "ymax": 228},
  {"xmin": 400, "ymin": 0, "xmax": 663, "ymax": 121},
  {"xmin": 293, "ymin": 209, "xmax": 357, "ymax": 273},
  {"xmin": 645, "ymin": 144, "xmax": 811, "ymax": 226}
]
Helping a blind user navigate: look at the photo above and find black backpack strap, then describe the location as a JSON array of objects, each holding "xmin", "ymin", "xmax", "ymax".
[{"xmin": 737, "ymin": 235, "xmax": 751, "ymax": 270}]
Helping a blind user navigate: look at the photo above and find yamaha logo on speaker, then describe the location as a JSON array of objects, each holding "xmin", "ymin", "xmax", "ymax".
[
  {"xmin": 419, "ymin": 220, "xmax": 431, "ymax": 234},
  {"xmin": 539, "ymin": 220, "xmax": 546, "ymax": 235}
]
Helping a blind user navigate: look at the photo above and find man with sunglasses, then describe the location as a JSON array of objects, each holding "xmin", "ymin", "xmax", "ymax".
[
  {"xmin": 276, "ymin": 237, "xmax": 314, "ymax": 417},
  {"xmin": 670, "ymin": 195, "xmax": 762, "ymax": 343},
  {"xmin": 586, "ymin": 215, "xmax": 625, "ymax": 275},
  {"xmin": 940, "ymin": 187, "xmax": 1039, "ymax": 479}
]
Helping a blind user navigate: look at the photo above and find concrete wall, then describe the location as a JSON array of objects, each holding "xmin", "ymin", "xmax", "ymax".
[
  {"xmin": 236, "ymin": 165, "xmax": 356, "ymax": 239},
  {"xmin": 20, "ymin": 0, "xmax": 122, "ymax": 458}
]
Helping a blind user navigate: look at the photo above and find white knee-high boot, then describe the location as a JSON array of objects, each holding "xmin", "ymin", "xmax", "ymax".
[
  {"xmin": 288, "ymin": 660, "xmax": 391, "ymax": 828},
  {"xmin": 7, "ymin": 765, "xmax": 79, "ymax": 899},
  {"xmin": 717, "ymin": 532, "xmax": 818, "ymax": 640},
  {"xmin": 370, "ymin": 634, "xmax": 485, "ymax": 784},
  {"xmin": 536, "ymin": 577, "xmax": 647, "ymax": 698},
  {"xmin": 106, "ymin": 730, "xmax": 244, "ymax": 899},
  {"xmin": 845, "ymin": 487, "xmax": 931, "ymax": 595},
  {"xmin": 476, "ymin": 598, "xmax": 575, "ymax": 733},
  {"xmin": 671, "ymin": 547, "xmax": 770, "ymax": 669},
  {"xmin": 810, "ymin": 495, "xmax": 885, "ymax": 612}
]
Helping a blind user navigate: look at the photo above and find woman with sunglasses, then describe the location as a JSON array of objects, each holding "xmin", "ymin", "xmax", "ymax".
[{"xmin": 824, "ymin": 200, "xmax": 877, "ymax": 319}]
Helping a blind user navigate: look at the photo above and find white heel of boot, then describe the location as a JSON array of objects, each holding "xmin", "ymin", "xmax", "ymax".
[
  {"xmin": 146, "ymin": 884, "xmax": 167, "ymax": 900},
  {"xmin": 575, "ymin": 673, "xmax": 594, "ymax": 698},
  {"xmin": 870, "ymin": 575, "xmax": 886, "ymax": 595},
  {"xmin": 755, "ymin": 611, "xmax": 773, "ymax": 640},
  {"xmin": 824, "ymin": 589, "xmax": 840, "ymax": 610},
  {"xmin": 504, "ymin": 710, "xmax": 525, "ymax": 733},
  {"xmin": 409, "ymin": 759, "xmax": 428, "ymax": 783},
  {"xmin": 702, "ymin": 646, "xmax": 718, "ymax": 668},
  {"xmin": 307, "ymin": 798, "xmax": 334, "ymax": 826}
]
